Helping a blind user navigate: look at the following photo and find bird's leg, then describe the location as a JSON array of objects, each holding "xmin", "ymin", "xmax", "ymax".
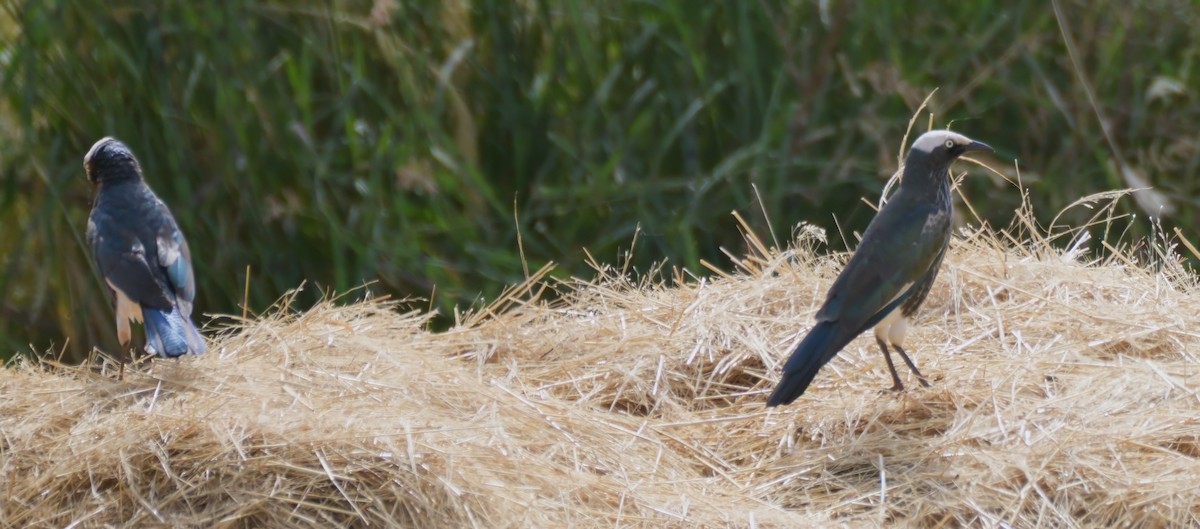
[
  {"xmin": 875, "ymin": 337, "xmax": 905, "ymax": 392},
  {"xmin": 118, "ymin": 340, "xmax": 131, "ymax": 382},
  {"xmin": 892, "ymin": 344, "xmax": 931, "ymax": 388}
]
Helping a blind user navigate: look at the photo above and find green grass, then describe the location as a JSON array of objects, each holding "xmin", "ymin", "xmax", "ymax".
[{"xmin": 1, "ymin": 0, "xmax": 1197, "ymax": 361}]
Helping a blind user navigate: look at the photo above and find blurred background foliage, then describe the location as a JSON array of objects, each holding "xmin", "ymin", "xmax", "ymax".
[{"xmin": 1, "ymin": 0, "xmax": 1198, "ymax": 362}]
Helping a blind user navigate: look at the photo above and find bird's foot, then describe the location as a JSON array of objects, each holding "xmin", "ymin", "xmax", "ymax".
[{"xmin": 879, "ymin": 379, "xmax": 930, "ymax": 395}]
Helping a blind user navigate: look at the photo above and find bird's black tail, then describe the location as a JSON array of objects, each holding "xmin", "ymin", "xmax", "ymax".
[
  {"xmin": 766, "ymin": 321, "xmax": 846, "ymax": 406},
  {"xmin": 143, "ymin": 305, "xmax": 205, "ymax": 358}
]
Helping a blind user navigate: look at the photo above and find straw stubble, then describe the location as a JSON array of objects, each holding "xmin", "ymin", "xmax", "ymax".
[{"xmin": 3, "ymin": 213, "xmax": 1200, "ymax": 528}]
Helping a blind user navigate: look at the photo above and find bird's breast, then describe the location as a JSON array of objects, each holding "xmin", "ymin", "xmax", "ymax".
[{"xmin": 921, "ymin": 207, "xmax": 950, "ymax": 237}]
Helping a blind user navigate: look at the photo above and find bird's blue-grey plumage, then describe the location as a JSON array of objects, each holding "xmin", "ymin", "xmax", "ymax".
[
  {"xmin": 767, "ymin": 130, "xmax": 992, "ymax": 406},
  {"xmin": 84, "ymin": 137, "xmax": 205, "ymax": 358}
]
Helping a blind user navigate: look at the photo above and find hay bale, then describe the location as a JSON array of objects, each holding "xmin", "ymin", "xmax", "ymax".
[{"xmin": 3, "ymin": 218, "xmax": 1200, "ymax": 528}]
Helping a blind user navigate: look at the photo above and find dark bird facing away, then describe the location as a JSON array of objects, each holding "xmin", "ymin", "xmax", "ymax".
[
  {"xmin": 84, "ymin": 137, "xmax": 205, "ymax": 358},
  {"xmin": 766, "ymin": 130, "xmax": 992, "ymax": 407}
]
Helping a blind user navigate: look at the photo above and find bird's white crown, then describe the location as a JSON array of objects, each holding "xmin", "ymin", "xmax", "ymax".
[
  {"xmin": 84, "ymin": 137, "xmax": 119, "ymax": 165},
  {"xmin": 910, "ymin": 130, "xmax": 974, "ymax": 154}
]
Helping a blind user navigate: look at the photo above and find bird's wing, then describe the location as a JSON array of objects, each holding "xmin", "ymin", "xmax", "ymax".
[
  {"xmin": 153, "ymin": 199, "xmax": 197, "ymax": 316},
  {"xmin": 88, "ymin": 211, "xmax": 175, "ymax": 310},
  {"xmin": 815, "ymin": 195, "xmax": 949, "ymax": 333},
  {"xmin": 86, "ymin": 218, "xmax": 116, "ymax": 302}
]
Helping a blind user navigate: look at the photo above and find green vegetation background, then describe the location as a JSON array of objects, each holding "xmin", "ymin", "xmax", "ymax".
[{"xmin": 1, "ymin": 0, "xmax": 1197, "ymax": 362}]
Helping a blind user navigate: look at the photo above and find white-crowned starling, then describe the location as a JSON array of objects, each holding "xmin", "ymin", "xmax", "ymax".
[
  {"xmin": 84, "ymin": 137, "xmax": 205, "ymax": 358},
  {"xmin": 767, "ymin": 130, "xmax": 992, "ymax": 406}
]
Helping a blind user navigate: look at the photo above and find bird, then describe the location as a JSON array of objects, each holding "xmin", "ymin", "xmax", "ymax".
[
  {"xmin": 766, "ymin": 130, "xmax": 992, "ymax": 406},
  {"xmin": 84, "ymin": 136, "xmax": 206, "ymax": 359}
]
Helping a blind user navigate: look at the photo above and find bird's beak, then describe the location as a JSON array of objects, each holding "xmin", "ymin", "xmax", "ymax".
[{"xmin": 964, "ymin": 140, "xmax": 993, "ymax": 154}]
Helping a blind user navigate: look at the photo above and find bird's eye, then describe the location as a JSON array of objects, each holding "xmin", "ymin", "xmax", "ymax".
[{"xmin": 944, "ymin": 139, "xmax": 955, "ymax": 149}]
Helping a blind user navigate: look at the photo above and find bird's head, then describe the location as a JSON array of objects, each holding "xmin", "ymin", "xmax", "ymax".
[
  {"xmin": 83, "ymin": 137, "xmax": 143, "ymax": 185},
  {"xmin": 907, "ymin": 130, "xmax": 993, "ymax": 169}
]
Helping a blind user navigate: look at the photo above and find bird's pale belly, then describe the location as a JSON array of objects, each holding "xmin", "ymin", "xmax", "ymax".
[
  {"xmin": 106, "ymin": 279, "xmax": 143, "ymax": 346},
  {"xmin": 874, "ymin": 309, "xmax": 910, "ymax": 347}
]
